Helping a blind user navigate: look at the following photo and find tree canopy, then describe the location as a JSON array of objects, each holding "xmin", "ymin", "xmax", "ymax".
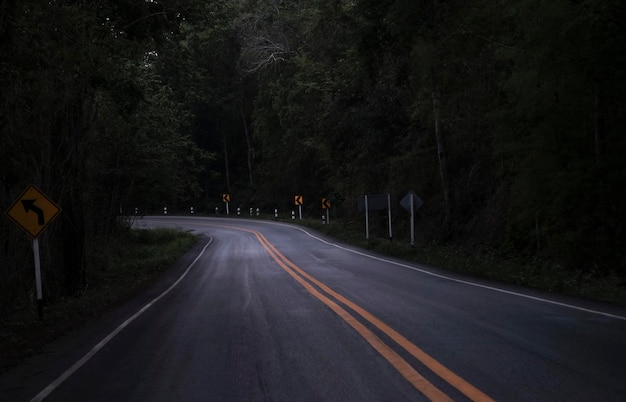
[{"xmin": 2, "ymin": 0, "xmax": 625, "ymax": 312}]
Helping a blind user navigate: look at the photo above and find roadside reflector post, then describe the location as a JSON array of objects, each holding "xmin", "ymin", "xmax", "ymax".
[
  {"xmin": 237, "ymin": 207, "xmax": 241, "ymax": 216},
  {"xmin": 250, "ymin": 207, "xmax": 253, "ymax": 216},
  {"xmin": 256, "ymin": 208, "xmax": 260, "ymax": 217},
  {"xmin": 215, "ymin": 206, "xmax": 219, "ymax": 215},
  {"xmin": 163, "ymin": 207, "xmax": 167, "ymax": 215},
  {"xmin": 291, "ymin": 210, "xmax": 295, "ymax": 220},
  {"xmin": 274, "ymin": 209, "xmax": 278, "ymax": 219},
  {"xmin": 190, "ymin": 206, "xmax": 194, "ymax": 215}
]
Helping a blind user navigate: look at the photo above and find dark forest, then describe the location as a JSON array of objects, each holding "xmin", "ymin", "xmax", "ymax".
[{"xmin": 2, "ymin": 0, "xmax": 625, "ymax": 310}]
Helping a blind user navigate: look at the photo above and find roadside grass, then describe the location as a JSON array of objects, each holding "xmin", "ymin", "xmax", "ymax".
[
  {"xmin": 0, "ymin": 228, "xmax": 197, "ymax": 374},
  {"xmin": 2, "ymin": 216, "xmax": 624, "ymax": 375},
  {"xmin": 299, "ymin": 219, "xmax": 626, "ymax": 306}
]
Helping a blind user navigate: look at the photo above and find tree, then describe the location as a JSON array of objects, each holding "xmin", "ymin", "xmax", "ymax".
[
  {"xmin": 1, "ymin": 0, "xmax": 211, "ymax": 306},
  {"xmin": 497, "ymin": 0, "xmax": 626, "ymax": 271}
]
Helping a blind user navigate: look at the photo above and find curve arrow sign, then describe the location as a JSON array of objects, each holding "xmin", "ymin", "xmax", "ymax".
[
  {"xmin": 21, "ymin": 199, "xmax": 45, "ymax": 225},
  {"xmin": 5, "ymin": 184, "xmax": 61, "ymax": 238}
]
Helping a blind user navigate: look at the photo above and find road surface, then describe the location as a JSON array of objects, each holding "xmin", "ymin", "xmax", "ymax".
[{"xmin": 1, "ymin": 216, "xmax": 625, "ymax": 401}]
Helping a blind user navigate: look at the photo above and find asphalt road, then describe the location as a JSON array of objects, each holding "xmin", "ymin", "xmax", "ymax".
[{"xmin": 2, "ymin": 216, "xmax": 626, "ymax": 401}]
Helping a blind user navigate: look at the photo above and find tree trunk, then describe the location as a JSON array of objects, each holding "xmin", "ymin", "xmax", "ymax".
[
  {"xmin": 61, "ymin": 193, "xmax": 86, "ymax": 296},
  {"xmin": 432, "ymin": 90, "xmax": 452, "ymax": 224},
  {"xmin": 594, "ymin": 83, "xmax": 603, "ymax": 160},
  {"xmin": 60, "ymin": 94, "xmax": 89, "ymax": 296},
  {"xmin": 240, "ymin": 92, "xmax": 254, "ymax": 186},
  {"xmin": 0, "ymin": 0, "xmax": 16, "ymax": 42},
  {"xmin": 222, "ymin": 135, "xmax": 231, "ymax": 194}
]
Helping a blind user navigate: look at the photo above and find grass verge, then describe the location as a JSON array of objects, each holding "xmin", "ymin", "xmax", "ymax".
[
  {"xmin": 2, "ymin": 218, "xmax": 624, "ymax": 376},
  {"xmin": 299, "ymin": 219, "xmax": 626, "ymax": 306},
  {"xmin": 0, "ymin": 228, "xmax": 197, "ymax": 374}
]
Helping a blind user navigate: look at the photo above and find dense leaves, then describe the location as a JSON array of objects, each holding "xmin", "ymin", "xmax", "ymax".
[
  {"xmin": 244, "ymin": 0, "xmax": 626, "ymax": 273},
  {"xmin": 2, "ymin": 0, "xmax": 625, "ymax": 315},
  {"xmin": 0, "ymin": 0, "xmax": 212, "ymax": 310}
]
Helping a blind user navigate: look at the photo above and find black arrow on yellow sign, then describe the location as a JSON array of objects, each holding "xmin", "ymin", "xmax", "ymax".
[
  {"xmin": 6, "ymin": 184, "xmax": 61, "ymax": 238},
  {"xmin": 22, "ymin": 199, "xmax": 45, "ymax": 225},
  {"xmin": 294, "ymin": 195, "xmax": 303, "ymax": 206},
  {"xmin": 322, "ymin": 198, "xmax": 331, "ymax": 209}
]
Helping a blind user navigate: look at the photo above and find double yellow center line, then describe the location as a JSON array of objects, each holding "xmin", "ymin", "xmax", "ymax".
[{"xmin": 222, "ymin": 224, "xmax": 494, "ymax": 401}]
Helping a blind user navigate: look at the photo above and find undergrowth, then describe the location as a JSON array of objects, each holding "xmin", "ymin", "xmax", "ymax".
[
  {"xmin": 300, "ymin": 219, "xmax": 626, "ymax": 306},
  {"xmin": 0, "ymin": 228, "xmax": 197, "ymax": 374}
]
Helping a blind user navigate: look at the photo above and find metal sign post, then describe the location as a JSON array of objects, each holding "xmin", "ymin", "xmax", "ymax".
[
  {"xmin": 359, "ymin": 194, "xmax": 396, "ymax": 240},
  {"xmin": 33, "ymin": 238, "xmax": 43, "ymax": 317},
  {"xmin": 294, "ymin": 195, "xmax": 303, "ymax": 220},
  {"xmin": 5, "ymin": 184, "xmax": 61, "ymax": 319},
  {"xmin": 359, "ymin": 194, "xmax": 393, "ymax": 241},
  {"xmin": 400, "ymin": 191, "xmax": 424, "ymax": 247},
  {"xmin": 322, "ymin": 198, "xmax": 331, "ymax": 224},
  {"xmin": 222, "ymin": 194, "xmax": 231, "ymax": 215}
]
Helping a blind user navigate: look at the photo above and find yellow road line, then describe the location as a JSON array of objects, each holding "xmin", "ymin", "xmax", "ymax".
[
  {"xmin": 215, "ymin": 224, "xmax": 494, "ymax": 401},
  {"xmin": 253, "ymin": 231, "xmax": 452, "ymax": 401},
  {"xmin": 258, "ymin": 232, "xmax": 494, "ymax": 402}
]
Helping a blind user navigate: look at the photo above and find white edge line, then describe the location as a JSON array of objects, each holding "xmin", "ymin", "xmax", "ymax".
[
  {"xmin": 143, "ymin": 217, "xmax": 626, "ymax": 321},
  {"xmin": 289, "ymin": 226, "xmax": 626, "ymax": 322},
  {"xmin": 140, "ymin": 217, "xmax": 626, "ymax": 322},
  {"xmin": 30, "ymin": 237, "xmax": 213, "ymax": 402}
]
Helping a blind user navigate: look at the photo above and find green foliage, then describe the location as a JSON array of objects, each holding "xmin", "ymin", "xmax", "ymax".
[
  {"xmin": 191, "ymin": 0, "xmax": 626, "ymax": 277},
  {"xmin": 0, "ymin": 228, "xmax": 197, "ymax": 373},
  {"xmin": 243, "ymin": 0, "xmax": 626, "ymax": 276},
  {"xmin": 3, "ymin": 0, "xmax": 626, "ymax": 315},
  {"xmin": 497, "ymin": 0, "xmax": 626, "ymax": 271},
  {"xmin": 1, "ymin": 0, "xmax": 214, "ymax": 308},
  {"xmin": 300, "ymin": 220, "xmax": 626, "ymax": 306}
]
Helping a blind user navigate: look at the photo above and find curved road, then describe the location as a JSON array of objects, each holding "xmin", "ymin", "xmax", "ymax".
[{"xmin": 2, "ymin": 216, "xmax": 626, "ymax": 401}]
